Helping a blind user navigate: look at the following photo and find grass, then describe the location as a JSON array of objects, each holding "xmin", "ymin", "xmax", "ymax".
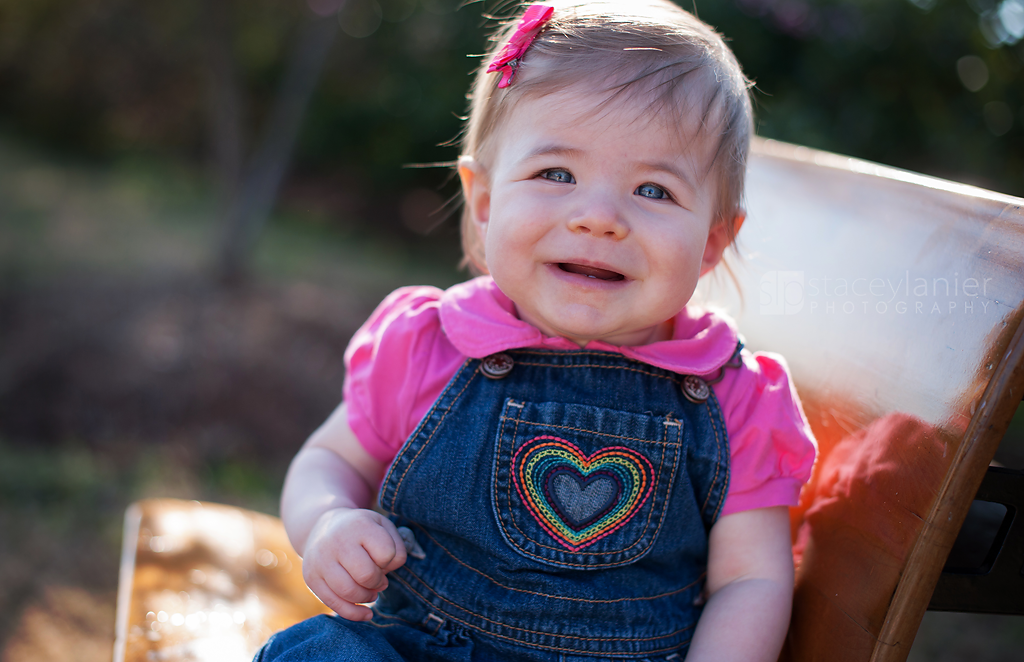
[{"xmin": 0, "ymin": 439, "xmax": 281, "ymax": 562}]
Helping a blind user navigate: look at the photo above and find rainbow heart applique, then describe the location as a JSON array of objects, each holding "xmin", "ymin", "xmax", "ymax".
[{"xmin": 511, "ymin": 435, "xmax": 655, "ymax": 552}]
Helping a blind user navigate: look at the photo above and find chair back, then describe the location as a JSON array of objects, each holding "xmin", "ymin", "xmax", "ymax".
[{"xmin": 704, "ymin": 139, "xmax": 1024, "ymax": 662}]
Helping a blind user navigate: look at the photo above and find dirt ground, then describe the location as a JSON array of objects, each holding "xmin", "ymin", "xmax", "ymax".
[{"xmin": 0, "ymin": 274, "xmax": 363, "ymax": 469}]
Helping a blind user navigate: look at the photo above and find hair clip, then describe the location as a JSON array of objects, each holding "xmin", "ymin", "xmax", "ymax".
[{"xmin": 487, "ymin": 4, "xmax": 554, "ymax": 88}]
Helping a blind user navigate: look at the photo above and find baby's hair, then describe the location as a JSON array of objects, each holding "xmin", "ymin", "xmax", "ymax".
[{"xmin": 459, "ymin": 0, "xmax": 754, "ymax": 274}]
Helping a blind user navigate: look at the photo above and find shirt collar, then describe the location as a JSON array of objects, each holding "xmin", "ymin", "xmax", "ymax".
[{"xmin": 438, "ymin": 276, "xmax": 739, "ymax": 376}]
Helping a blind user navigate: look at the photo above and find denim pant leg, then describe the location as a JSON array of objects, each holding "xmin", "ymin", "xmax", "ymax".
[
  {"xmin": 254, "ymin": 615, "xmax": 405, "ymax": 662},
  {"xmin": 254, "ymin": 610, "xmax": 689, "ymax": 662},
  {"xmin": 253, "ymin": 612, "xmax": 477, "ymax": 662}
]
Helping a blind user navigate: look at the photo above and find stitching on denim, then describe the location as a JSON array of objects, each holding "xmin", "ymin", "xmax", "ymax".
[
  {"xmin": 393, "ymin": 572, "xmax": 695, "ymax": 651},
  {"xmin": 501, "ymin": 427, "xmax": 655, "ymax": 560},
  {"xmin": 699, "ymin": 402, "xmax": 722, "ymax": 516},
  {"xmin": 511, "ymin": 437, "xmax": 655, "ymax": 554},
  {"xmin": 380, "ymin": 358, "xmax": 473, "ymax": 506},
  {"xmin": 516, "ymin": 361, "xmax": 677, "ymax": 382},
  {"xmin": 652, "ymin": 417, "xmax": 682, "ymax": 553},
  {"xmin": 424, "ymin": 612, "xmax": 446, "ymax": 635},
  {"xmin": 387, "ymin": 360, "xmax": 479, "ymax": 507},
  {"xmin": 496, "ymin": 403, "xmax": 540, "ymax": 553},
  {"xmin": 379, "ymin": 360, "xmax": 471, "ymax": 497},
  {"xmin": 698, "ymin": 394, "xmax": 729, "ymax": 522},
  {"xmin": 629, "ymin": 427, "xmax": 669, "ymax": 551},
  {"xmin": 364, "ymin": 620, "xmax": 408, "ymax": 630},
  {"xmin": 497, "ymin": 418, "xmax": 683, "ymax": 446},
  {"xmin": 707, "ymin": 395, "xmax": 730, "ymax": 522},
  {"xmin": 394, "ymin": 572, "xmax": 696, "ymax": 650},
  {"xmin": 492, "ymin": 399, "xmax": 522, "ymax": 563},
  {"xmin": 510, "ymin": 349, "xmax": 687, "ymax": 379},
  {"xmin": 512, "ymin": 349, "xmax": 671, "ymax": 364},
  {"xmin": 367, "ymin": 611, "xmax": 420, "ymax": 630},
  {"xmin": 413, "ymin": 523, "xmax": 704, "ymax": 603},
  {"xmin": 510, "ymin": 423, "xmax": 673, "ymax": 558},
  {"xmin": 371, "ymin": 611, "xmax": 415, "ymax": 625},
  {"xmin": 368, "ymin": 608, "xmax": 449, "ymax": 640},
  {"xmin": 501, "ymin": 459, "xmax": 668, "ymax": 561},
  {"xmin": 495, "ymin": 409, "xmax": 681, "ymax": 564}
]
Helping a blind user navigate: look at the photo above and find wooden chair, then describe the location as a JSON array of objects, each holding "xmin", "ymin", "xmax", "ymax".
[
  {"xmin": 720, "ymin": 139, "xmax": 1024, "ymax": 661},
  {"xmin": 112, "ymin": 141, "xmax": 1024, "ymax": 662},
  {"xmin": 113, "ymin": 500, "xmax": 330, "ymax": 662}
]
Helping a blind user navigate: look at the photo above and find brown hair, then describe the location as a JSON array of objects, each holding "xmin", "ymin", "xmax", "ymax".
[{"xmin": 459, "ymin": 0, "xmax": 753, "ymax": 274}]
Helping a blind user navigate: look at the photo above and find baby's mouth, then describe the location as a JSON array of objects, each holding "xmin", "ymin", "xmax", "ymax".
[{"xmin": 557, "ymin": 263, "xmax": 625, "ymax": 281}]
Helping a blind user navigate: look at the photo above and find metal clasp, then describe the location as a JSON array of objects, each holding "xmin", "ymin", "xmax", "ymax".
[
  {"xmin": 481, "ymin": 353, "xmax": 514, "ymax": 379},
  {"xmin": 681, "ymin": 375, "xmax": 710, "ymax": 403}
]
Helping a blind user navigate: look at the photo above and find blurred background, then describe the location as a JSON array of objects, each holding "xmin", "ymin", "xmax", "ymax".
[{"xmin": 0, "ymin": 0, "xmax": 1022, "ymax": 659}]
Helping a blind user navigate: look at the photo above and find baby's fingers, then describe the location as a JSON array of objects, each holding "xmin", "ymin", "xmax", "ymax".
[
  {"xmin": 341, "ymin": 548, "xmax": 390, "ymax": 591},
  {"xmin": 370, "ymin": 517, "xmax": 408, "ymax": 573},
  {"xmin": 306, "ymin": 571, "xmax": 375, "ymax": 622}
]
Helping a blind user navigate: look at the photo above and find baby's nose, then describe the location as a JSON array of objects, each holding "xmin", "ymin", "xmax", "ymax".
[{"xmin": 567, "ymin": 200, "xmax": 628, "ymax": 239}]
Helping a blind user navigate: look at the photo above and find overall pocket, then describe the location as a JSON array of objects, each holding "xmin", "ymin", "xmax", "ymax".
[{"xmin": 492, "ymin": 398, "xmax": 684, "ymax": 569}]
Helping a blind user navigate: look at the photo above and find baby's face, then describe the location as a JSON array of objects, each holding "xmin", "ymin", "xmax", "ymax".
[{"xmin": 461, "ymin": 87, "xmax": 733, "ymax": 347}]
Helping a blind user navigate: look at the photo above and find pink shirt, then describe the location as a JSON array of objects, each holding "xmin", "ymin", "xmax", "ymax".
[{"xmin": 344, "ymin": 277, "xmax": 817, "ymax": 517}]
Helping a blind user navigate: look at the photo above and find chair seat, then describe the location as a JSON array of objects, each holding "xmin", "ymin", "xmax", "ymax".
[{"xmin": 113, "ymin": 499, "xmax": 330, "ymax": 662}]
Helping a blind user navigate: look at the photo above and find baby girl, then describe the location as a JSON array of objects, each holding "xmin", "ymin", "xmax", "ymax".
[{"xmin": 257, "ymin": 1, "xmax": 816, "ymax": 660}]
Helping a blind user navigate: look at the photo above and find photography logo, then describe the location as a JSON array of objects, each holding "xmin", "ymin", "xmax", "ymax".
[
  {"xmin": 759, "ymin": 270, "xmax": 993, "ymax": 316},
  {"xmin": 760, "ymin": 271, "xmax": 804, "ymax": 316}
]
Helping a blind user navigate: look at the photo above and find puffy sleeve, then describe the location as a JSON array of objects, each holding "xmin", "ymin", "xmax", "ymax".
[
  {"xmin": 713, "ymin": 350, "xmax": 818, "ymax": 517},
  {"xmin": 343, "ymin": 286, "xmax": 460, "ymax": 464}
]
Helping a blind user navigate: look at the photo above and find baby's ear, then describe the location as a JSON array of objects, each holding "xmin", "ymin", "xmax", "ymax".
[
  {"xmin": 700, "ymin": 213, "xmax": 744, "ymax": 276},
  {"xmin": 458, "ymin": 156, "xmax": 491, "ymax": 236}
]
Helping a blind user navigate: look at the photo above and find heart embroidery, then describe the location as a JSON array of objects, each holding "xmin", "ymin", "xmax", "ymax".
[
  {"xmin": 550, "ymin": 470, "xmax": 618, "ymax": 529},
  {"xmin": 511, "ymin": 435, "xmax": 655, "ymax": 552}
]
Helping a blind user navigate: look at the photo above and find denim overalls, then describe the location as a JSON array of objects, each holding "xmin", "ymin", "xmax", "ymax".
[{"xmin": 257, "ymin": 349, "xmax": 730, "ymax": 662}]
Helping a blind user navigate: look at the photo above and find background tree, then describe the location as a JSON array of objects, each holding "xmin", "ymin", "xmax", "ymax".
[{"xmin": 0, "ymin": 0, "xmax": 1020, "ymax": 265}]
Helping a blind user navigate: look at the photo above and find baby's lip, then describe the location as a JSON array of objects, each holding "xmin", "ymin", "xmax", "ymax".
[{"xmin": 556, "ymin": 261, "xmax": 625, "ymax": 281}]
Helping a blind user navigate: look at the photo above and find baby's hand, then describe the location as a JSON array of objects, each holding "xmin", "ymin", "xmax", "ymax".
[{"xmin": 300, "ymin": 507, "xmax": 408, "ymax": 621}]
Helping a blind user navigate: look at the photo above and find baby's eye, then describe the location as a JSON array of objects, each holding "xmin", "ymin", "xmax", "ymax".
[
  {"xmin": 635, "ymin": 183, "xmax": 669, "ymax": 200},
  {"xmin": 541, "ymin": 169, "xmax": 575, "ymax": 184}
]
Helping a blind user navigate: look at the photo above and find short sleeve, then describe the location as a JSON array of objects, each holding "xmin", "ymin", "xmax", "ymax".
[
  {"xmin": 713, "ymin": 350, "xmax": 818, "ymax": 516},
  {"xmin": 343, "ymin": 286, "xmax": 463, "ymax": 464}
]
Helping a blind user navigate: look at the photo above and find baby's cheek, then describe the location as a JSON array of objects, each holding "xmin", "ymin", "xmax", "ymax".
[
  {"xmin": 484, "ymin": 225, "xmax": 535, "ymax": 271},
  {"xmin": 480, "ymin": 242, "xmax": 521, "ymax": 292},
  {"xmin": 482, "ymin": 234, "xmax": 513, "ymax": 275},
  {"xmin": 492, "ymin": 263, "xmax": 535, "ymax": 303}
]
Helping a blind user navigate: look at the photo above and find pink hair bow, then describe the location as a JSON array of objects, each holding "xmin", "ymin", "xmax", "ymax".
[{"xmin": 487, "ymin": 4, "xmax": 554, "ymax": 88}]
